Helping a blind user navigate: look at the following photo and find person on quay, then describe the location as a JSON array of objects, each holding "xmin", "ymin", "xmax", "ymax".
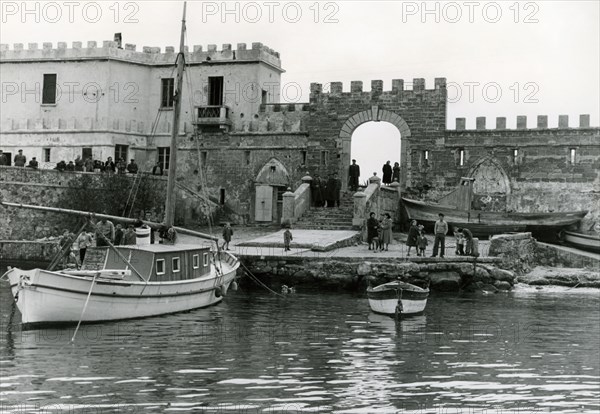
[
  {"xmin": 27, "ymin": 157, "xmax": 38, "ymax": 169},
  {"xmin": 431, "ymin": 213, "xmax": 448, "ymax": 258},
  {"xmin": 152, "ymin": 162, "xmax": 163, "ymax": 176},
  {"xmin": 382, "ymin": 161, "xmax": 393, "ymax": 185},
  {"xmin": 392, "ymin": 162, "xmax": 401, "ymax": 184},
  {"xmin": 367, "ymin": 212, "xmax": 379, "ymax": 251},
  {"xmin": 222, "ymin": 222, "xmax": 233, "ymax": 250},
  {"xmin": 76, "ymin": 230, "xmax": 93, "ymax": 263},
  {"xmin": 105, "ymin": 157, "xmax": 116, "ymax": 173},
  {"xmin": 380, "ymin": 213, "xmax": 393, "ymax": 251},
  {"xmin": 283, "ymin": 223, "xmax": 293, "ymax": 251},
  {"xmin": 417, "ymin": 225, "xmax": 428, "ymax": 256},
  {"xmin": 454, "ymin": 228, "xmax": 465, "ymax": 256},
  {"xmin": 95, "ymin": 218, "xmax": 115, "ymax": 247},
  {"xmin": 406, "ymin": 219, "xmax": 419, "ymax": 256},
  {"xmin": 461, "ymin": 227, "xmax": 474, "ymax": 256},
  {"xmin": 127, "ymin": 159, "xmax": 138, "ymax": 174},
  {"xmin": 13, "ymin": 149, "xmax": 26, "ymax": 167},
  {"xmin": 348, "ymin": 159, "xmax": 360, "ymax": 192}
]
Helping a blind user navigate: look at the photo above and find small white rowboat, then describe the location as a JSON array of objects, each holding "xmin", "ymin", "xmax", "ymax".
[{"xmin": 367, "ymin": 281, "xmax": 429, "ymax": 317}]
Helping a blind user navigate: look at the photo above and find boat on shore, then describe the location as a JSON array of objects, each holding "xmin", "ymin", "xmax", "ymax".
[
  {"xmin": 1, "ymin": 2, "xmax": 240, "ymax": 328},
  {"xmin": 402, "ymin": 178, "xmax": 587, "ymax": 240},
  {"xmin": 562, "ymin": 230, "xmax": 600, "ymax": 253},
  {"xmin": 367, "ymin": 281, "xmax": 429, "ymax": 317}
]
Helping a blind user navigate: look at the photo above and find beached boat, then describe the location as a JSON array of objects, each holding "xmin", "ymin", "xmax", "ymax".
[
  {"xmin": 402, "ymin": 178, "xmax": 587, "ymax": 240},
  {"xmin": 367, "ymin": 281, "xmax": 429, "ymax": 317},
  {"xmin": 1, "ymin": 3, "xmax": 240, "ymax": 327},
  {"xmin": 562, "ymin": 230, "xmax": 600, "ymax": 253}
]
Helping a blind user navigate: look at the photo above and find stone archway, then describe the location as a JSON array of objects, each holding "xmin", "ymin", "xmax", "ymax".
[
  {"xmin": 254, "ymin": 158, "xmax": 290, "ymax": 222},
  {"xmin": 338, "ymin": 106, "xmax": 411, "ymax": 190},
  {"xmin": 468, "ymin": 157, "xmax": 511, "ymax": 211}
]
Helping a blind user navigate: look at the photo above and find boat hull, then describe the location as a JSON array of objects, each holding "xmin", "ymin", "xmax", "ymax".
[
  {"xmin": 401, "ymin": 198, "xmax": 586, "ymax": 240},
  {"xmin": 563, "ymin": 231, "xmax": 600, "ymax": 253},
  {"xmin": 4, "ymin": 254, "xmax": 238, "ymax": 326},
  {"xmin": 367, "ymin": 281, "xmax": 429, "ymax": 316}
]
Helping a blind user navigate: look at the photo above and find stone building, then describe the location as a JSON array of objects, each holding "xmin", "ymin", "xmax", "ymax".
[{"xmin": 1, "ymin": 40, "xmax": 599, "ymax": 228}]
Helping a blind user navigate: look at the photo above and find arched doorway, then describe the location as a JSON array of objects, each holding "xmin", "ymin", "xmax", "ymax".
[
  {"xmin": 469, "ymin": 157, "xmax": 511, "ymax": 211},
  {"xmin": 254, "ymin": 158, "xmax": 290, "ymax": 223},
  {"xmin": 338, "ymin": 107, "xmax": 411, "ymax": 190},
  {"xmin": 351, "ymin": 122, "xmax": 401, "ymax": 187}
]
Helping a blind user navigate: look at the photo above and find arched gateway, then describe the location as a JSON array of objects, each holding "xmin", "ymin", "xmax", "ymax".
[{"xmin": 338, "ymin": 107, "xmax": 411, "ymax": 190}]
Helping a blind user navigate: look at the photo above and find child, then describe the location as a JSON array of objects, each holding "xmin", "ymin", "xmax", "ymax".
[
  {"xmin": 283, "ymin": 225, "xmax": 293, "ymax": 251},
  {"xmin": 454, "ymin": 228, "xmax": 465, "ymax": 256},
  {"xmin": 222, "ymin": 223, "xmax": 233, "ymax": 250},
  {"xmin": 417, "ymin": 226, "xmax": 428, "ymax": 257}
]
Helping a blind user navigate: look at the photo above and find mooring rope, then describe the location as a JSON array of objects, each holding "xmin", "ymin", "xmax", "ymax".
[
  {"xmin": 70, "ymin": 271, "xmax": 99, "ymax": 343},
  {"xmin": 239, "ymin": 261, "xmax": 286, "ymax": 298}
]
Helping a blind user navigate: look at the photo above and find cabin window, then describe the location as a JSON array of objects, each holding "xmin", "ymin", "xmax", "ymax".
[
  {"xmin": 193, "ymin": 254, "xmax": 199, "ymax": 269},
  {"xmin": 42, "ymin": 73, "xmax": 57, "ymax": 104},
  {"xmin": 569, "ymin": 148, "xmax": 577, "ymax": 164},
  {"xmin": 43, "ymin": 148, "xmax": 51, "ymax": 162},
  {"xmin": 203, "ymin": 252, "xmax": 209, "ymax": 266},
  {"xmin": 458, "ymin": 149, "xmax": 465, "ymax": 166},
  {"xmin": 156, "ymin": 259, "xmax": 165, "ymax": 275},
  {"xmin": 172, "ymin": 257, "xmax": 181, "ymax": 273},
  {"xmin": 161, "ymin": 78, "xmax": 175, "ymax": 108}
]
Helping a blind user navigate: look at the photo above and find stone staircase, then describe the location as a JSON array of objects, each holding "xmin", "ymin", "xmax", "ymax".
[{"xmin": 295, "ymin": 192, "xmax": 356, "ymax": 230}]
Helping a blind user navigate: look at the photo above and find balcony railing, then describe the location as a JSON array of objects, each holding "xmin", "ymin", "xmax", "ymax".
[{"xmin": 194, "ymin": 105, "xmax": 233, "ymax": 131}]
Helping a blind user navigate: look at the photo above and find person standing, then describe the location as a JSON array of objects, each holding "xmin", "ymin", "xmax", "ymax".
[
  {"xmin": 382, "ymin": 161, "xmax": 392, "ymax": 185},
  {"xmin": 454, "ymin": 228, "xmax": 465, "ymax": 256},
  {"xmin": 417, "ymin": 226, "xmax": 428, "ymax": 256},
  {"xmin": 462, "ymin": 227, "xmax": 474, "ymax": 256},
  {"xmin": 222, "ymin": 222, "xmax": 233, "ymax": 250},
  {"xmin": 76, "ymin": 231, "xmax": 93, "ymax": 263},
  {"xmin": 95, "ymin": 218, "xmax": 115, "ymax": 247},
  {"xmin": 13, "ymin": 149, "xmax": 26, "ymax": 167},
  {"xmin": 127, "ymin": 159, "xmax": 138, "ymax": 174},
  {"xmin": 332, "ymin": 172, "xmax": 342, "ymax": 207},
  {"xmin": 74, "ymin": 156, "xmax": 84, "ymax": 171},
  {"xmin": 326, "ymin": 174, "xmax": 338, "ymax": 208},
  {"xmin": 367, "ymin": 212, "xmax": 379, "ymax": 251},
  {"xmin": 114, "ymin": 224, "xmax": 124, "ymax": 246},
  {"xmin": 84, "ymin": 157, "xmax": 94, "ymax": 172},
  {"xmin": 117, "ymin": 158, "xmax": 126, "ymax": 174},
  {"xmin": 406, "ymin": 220, "xmax": 419, "ymax": 256},
  {"xmin": 283, "ymin": 224, "xmax": 293, "ymax": 251},
  {"xmin": 348, "ymin": 159, "xmax": 360, "ymax": 192},
  {"xmin": 392, "ymin": 162, "xmax": 401, "ymax": 183},
  {"xmin": 380, "ymin": 213, "xmax": 393, "ymax": 251},
  {"xmin": 311, "ymin": 174, "xmax": 324, "ymax": 207},
  {"xmin": 431, "ymin": 213, "xmax": 448, "ymax": 258},
  {"xmin": 105, "ymin": 157, "xmax": 116, "ymax": 173},
  {"xmin": 122, "ymin": 225, "xmax": 137, "ymax": 245},
  {"xmin": 152, "ymin": 162, "xmax": 163, "ymax": 176}
]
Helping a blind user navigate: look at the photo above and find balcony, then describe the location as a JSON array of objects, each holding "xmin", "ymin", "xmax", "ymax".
[{"xmin": 194, "ymin": 105, "xmax": 233, "ymax": 132}]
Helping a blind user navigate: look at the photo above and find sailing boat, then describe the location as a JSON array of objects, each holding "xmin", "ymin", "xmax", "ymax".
[
  {"xmin": 401, "ymin": 177, "xmax": 587, "ymax": 241},
  {"xmin": 1, "ymin": 3, "xmax": 239, "ymax": 327}
]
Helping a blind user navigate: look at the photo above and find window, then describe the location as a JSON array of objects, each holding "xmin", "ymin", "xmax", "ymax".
[
  {"xmin": 321, "ymin": 150, "xmax": 329, "ymax": 166},
  {"xmin": 208, "ymin": 76, "xmax": 224, "ymax": 106},
  {"xmin": 203, "ymin": 253, "xmax": 209, "ymax": 266},
  {"xmin": 423, "ymin": 150, "xmax": 429, "ymax": 161},
  {"xmin": 43, "ymin": 148, "xmax": 51, "ymax": 162},
  {"xmin": 261, "ymin": 89, "xmax": 268, "ymax": 104},
  {"xmin": 220, "ymin": 189, "xmax": 226, "ymax": 205},
  {"xmin": 512, "ymin": 148, "xmax": 519, "ymax": 163},
  {"xmin": 193, "ymin": 254, "xmax": 199, "ymax": 269},
  {"xmin": 172, "ymin": 257, "xmax": 180, "ymax": 273},
  {"xmin": 161, "ymin": 78, "xmax": 174, "ymax": 108},
  {"xmin": 201, "ymin": 151, "xmax": 208, "ymax": 166},
  {"xmin": 569, "ymin": 148, "xmax": 577, "ymax": 164},
  {"xmin": 458, "ymin": 149, "xmax": 465, "ymax": 166},
  {"xmin": 115, "ymin": 145, "xmax": 128, "ymax": 163},
  {"xmin": 244, "ymin": 150, "xmax": 251, "ymax": 165},
  {"xmin": 158, "ymin": 147, "xmax": 170, "ymax": 170},
  {"xmin": 301, "ymin": 150, "xmax": 307, "ymax": 165},
  {"xmin": 156, "ymin": 259, "xmax": 165, "ymax": 275},
  {"xmin": 42, "ymin": 74, "xmax": 57, "ymax": 104}
]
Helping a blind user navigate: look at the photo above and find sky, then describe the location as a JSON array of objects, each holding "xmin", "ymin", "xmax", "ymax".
[{"xmin": 1, "ymin": 1, "xmax": 598, "ymax": 177}]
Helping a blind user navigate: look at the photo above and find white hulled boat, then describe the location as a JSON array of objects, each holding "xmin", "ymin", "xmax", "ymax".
[
  {"xmin": 367, "ymin": 281, "xmax": 429, "ymax": 317},
  {"xmin": 2, "ymin": 3, "xmax": 240, "ymax": 327}
]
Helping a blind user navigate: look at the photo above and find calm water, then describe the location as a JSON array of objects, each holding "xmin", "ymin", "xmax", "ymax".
[{"xmin": 0, "ymin": 279, "xmax": 599, "ymax": 413}]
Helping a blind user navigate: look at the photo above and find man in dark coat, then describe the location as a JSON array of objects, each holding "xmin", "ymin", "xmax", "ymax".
[
  {"xmin": 127, "ymin": 159, "xmax": 138, "ymax": 174},
  {"xmin": 382, "ymin": 161, "xmax": 393, "ymax": 185},
  {"xmin": 311, "ymin": 174, "xmax": 324, "ymax": 207},
  {"xmin": 367, "ymin": 212, "xmax": 379, "ymax": 250},
  {"xmin": 13, "ymin": 149, "xmax": 26, "ymax": 167},
  {"xmin": 348, "ymin": 159, "xmax": 360, "ymax": 191},
  {"xmin": 332, "ymin": 173, "xmax": 342, "ymax": 207}
]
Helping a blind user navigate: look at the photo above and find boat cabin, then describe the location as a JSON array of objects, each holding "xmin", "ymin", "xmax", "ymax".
[{"xmin": 81, "ymin": 244, "xmax": 213, "ymax": 282}]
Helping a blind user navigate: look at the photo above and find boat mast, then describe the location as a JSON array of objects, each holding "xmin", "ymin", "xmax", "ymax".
[{"xmin": 164, "ymin": 1, "xmax": 187, "ymax": 228}]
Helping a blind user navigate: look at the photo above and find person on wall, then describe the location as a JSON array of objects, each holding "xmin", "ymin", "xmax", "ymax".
[
  {"xmin": 392, "ymin": 162, "xmax": 401, "ymax": 184},
  {"xmin": 382, "ymin": 161, "xmax": 393, "ymax": 185},
  {"xmin": 348, "ymin": 159, "xmax": 360, "ymax": 192}
]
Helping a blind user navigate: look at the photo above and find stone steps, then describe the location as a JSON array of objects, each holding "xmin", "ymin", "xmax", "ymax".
[{"xmin": 294, "ymin": 193, "xmax": 356, "ymax": 230}]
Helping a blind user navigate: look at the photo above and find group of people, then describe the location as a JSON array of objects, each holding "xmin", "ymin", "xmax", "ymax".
[
  {"xmin": 347, "ymin": 159, "xmax": 402, "ymax": 192},
  {"xmin": 366, "ymin": 212, "xmax": 394, "ymax": 252},
  {"xmin": 55, "ymin": 156, "xmax": 140, "ymax": 174},
  {"xmin": 310, "ymin": 173, "xmax": 342, "ymax": 208},
  {"xmin": 406, "ymin": 213, "xmax": 475, "ymax": 258},
  {"xmin": 0, "ymin": 149, "xmax": 39, "ymax": 169}
]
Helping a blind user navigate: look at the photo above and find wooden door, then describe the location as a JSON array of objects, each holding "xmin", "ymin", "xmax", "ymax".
[{"xmin": 255, "ymin": 185, "xmax": 273, "ymax": 222}]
